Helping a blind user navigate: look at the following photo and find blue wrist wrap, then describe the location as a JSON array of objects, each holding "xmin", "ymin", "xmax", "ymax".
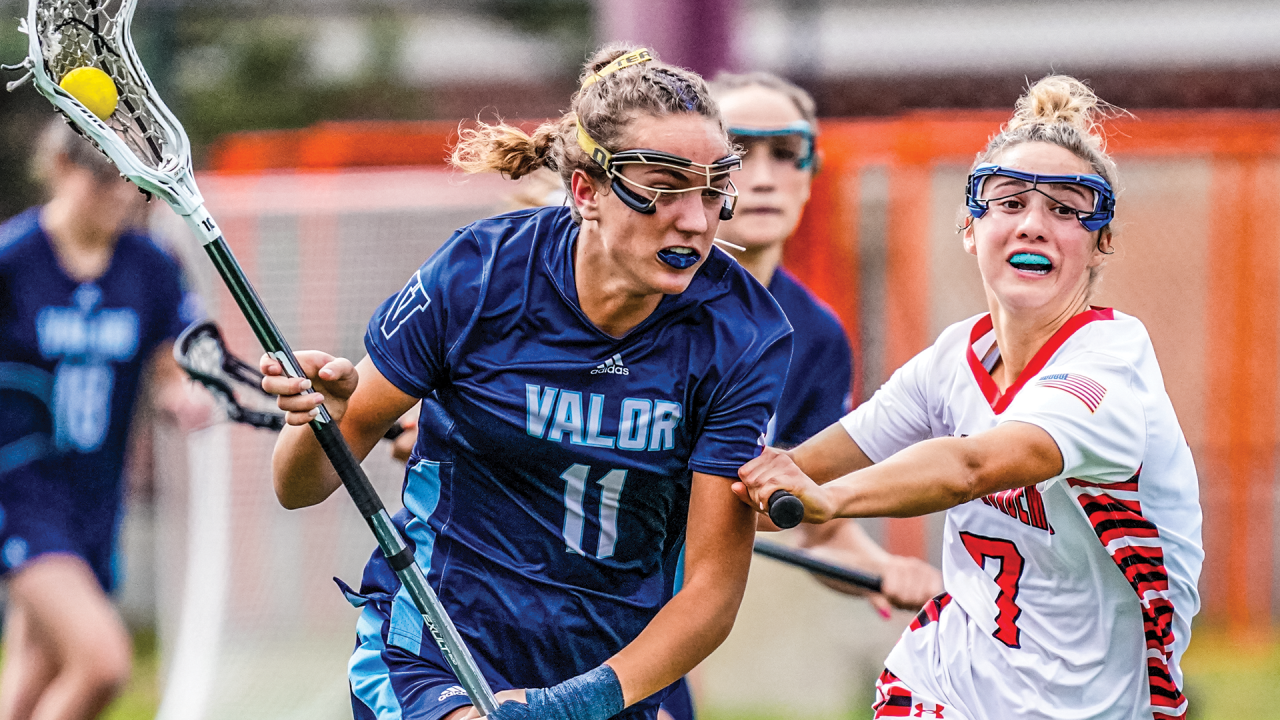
[{"xmin": 489, "ymin": 665, "xmax": 624, "ymax": 720}]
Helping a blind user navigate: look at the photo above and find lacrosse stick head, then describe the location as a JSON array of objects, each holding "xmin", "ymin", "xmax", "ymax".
[
  {"xmin": 10, "ymin": 0, "xmax": 204, "ymax": 216},
  {"xmin": 175, "ymin": 320, "xmax": 285, "ymax": 431}
]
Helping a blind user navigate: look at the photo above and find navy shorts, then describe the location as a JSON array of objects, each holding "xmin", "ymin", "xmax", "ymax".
[{"xmin": 0, "ymin": 462, "xmax": 120, "ymax": 592}]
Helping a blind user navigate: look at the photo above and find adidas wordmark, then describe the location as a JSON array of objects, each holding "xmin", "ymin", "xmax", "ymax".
[{"xmin": 591, "ymin": 353, "xmax": 629, "ymax": 375}]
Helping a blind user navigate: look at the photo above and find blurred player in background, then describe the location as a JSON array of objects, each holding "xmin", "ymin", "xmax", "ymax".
[
  {"xmin": 0, "ymin": 120, "xmax": 201, "ymax": 720},
  {"xmin": 736, "ymin": 76, "xmax": 1203, "ymax": 720},
  {"xmin": 263, "ymin": 46, "xmax": 791, "ymax": 720},
  {"xmin": 657, "ymin": 72, "xmax": 942, "ymax": 720}
]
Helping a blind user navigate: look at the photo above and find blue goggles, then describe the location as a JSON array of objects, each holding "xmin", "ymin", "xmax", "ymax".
[
  {"xmin": 965, "ymin": 163, "xmax": 1115, "ymax": 232},
  {"xmin": 728, "ymin": 121, "xmax": 816, "ymax": 170}
]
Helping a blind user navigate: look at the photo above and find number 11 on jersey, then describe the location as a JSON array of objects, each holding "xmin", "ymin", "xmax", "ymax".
[{"xmin": 561, "ymin": 464, "xmax": 628, "ymax": 559}]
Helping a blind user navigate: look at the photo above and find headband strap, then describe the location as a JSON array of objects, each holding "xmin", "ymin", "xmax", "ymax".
[
  {"xmin": 580, "ymin": 49, "xmax": 654, "ymax": 89},
  {"xmin": 577, "ymin": 122, "xmax": 613, "ymax": 169}
]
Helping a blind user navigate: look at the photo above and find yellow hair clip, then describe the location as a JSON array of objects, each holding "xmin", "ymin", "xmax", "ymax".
[{"xmin": 581, "ymin": 49, "xmax": 653, "ymax": 89}]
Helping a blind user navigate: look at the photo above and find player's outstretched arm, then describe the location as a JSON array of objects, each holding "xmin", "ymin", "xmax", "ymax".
[
  {"xmin": 758, "ymin": 425, "xmax": 942, "ymax": 611},
  {"xmin": 264, "ymin": 353, "xmax": 416, "ymax": 509},
  {"xmin": 737, "ymin": 421, "xmax": 1063, "ymax": 522}
]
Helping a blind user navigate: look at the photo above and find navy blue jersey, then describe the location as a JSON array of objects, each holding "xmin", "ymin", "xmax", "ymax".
[
  {"xmin": 0, "ymin": 207, "xmax": 187, "ymax": 587},
  {"xmin": 353, "ymin": 206, "xmax": 791, "ymax": 713},
  {"xmin": 766, "ymin": 267, "xmax": 853, "ymax": 447}
]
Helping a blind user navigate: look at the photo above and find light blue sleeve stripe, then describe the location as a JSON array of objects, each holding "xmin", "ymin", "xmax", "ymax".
[
  {"xmin": 388, "ymin": 459, "xmax": 444, "ymax": 655},
  {"xmin": 672, "ymin": 544, "xmax": 686, "ymax": 595},
  {"xmin": 349, "ymin": 606, "xmax": 405, "ymax": 720}
]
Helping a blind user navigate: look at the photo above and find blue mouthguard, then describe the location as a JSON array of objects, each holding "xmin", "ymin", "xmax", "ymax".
[{"xmin": 657, "ymin": 248, "xmax": 700, "ymax": 269}]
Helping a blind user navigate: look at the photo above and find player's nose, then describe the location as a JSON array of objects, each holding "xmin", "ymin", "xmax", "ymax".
[{"xmin": 671, "ymin": 194, "xmax": 710, "ymax": 235}]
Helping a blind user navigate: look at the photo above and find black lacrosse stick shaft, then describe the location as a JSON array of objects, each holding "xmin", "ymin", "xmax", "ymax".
[
  {"xmin": 753, "ymin": 538, "xmax": 883, "ymax": 593},
  {"xmin": 202, "ymin": 236, "xmax": 498, "ymax": 714}
]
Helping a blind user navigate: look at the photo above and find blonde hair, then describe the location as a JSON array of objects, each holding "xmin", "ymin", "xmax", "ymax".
[
  {"xmin": 709, "ymin": 71, "xmax": 822, "ymax": 173},
  {"xmin": 32, "ymin": 118, "xmax": 118, "ymax": 195},
  {"xmin": 978, "ymin": 75, "xmax": 1122, "ymax": 202},
  {"xmin": 450, "ymin": 44, "xmax": 726, "ymax": 220},
  {"xmin": 709, "ymin": 71, "xmax": 818, "ymax": 129},
  {"xmin": 976, "ymin": 75, "xmax": 1125, "ymax": 292}
]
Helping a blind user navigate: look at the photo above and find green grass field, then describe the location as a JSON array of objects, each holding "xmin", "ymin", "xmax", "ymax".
[
  {"xmin": 1181, "ymin": 626, "xmax": 1280, "ymax": 720},
  {"xmin": 84, "ymin": 623, "xmax": 1280, "ymax": 720}
]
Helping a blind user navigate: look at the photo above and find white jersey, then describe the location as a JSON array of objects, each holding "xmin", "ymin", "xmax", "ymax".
[{"xmin": 843, "ymin": 308, "xmax": 1202, "ymax": 720}]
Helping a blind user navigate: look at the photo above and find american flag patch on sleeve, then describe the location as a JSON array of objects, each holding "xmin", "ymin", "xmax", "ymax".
[{"xmin": 1035, "ymin": 373, "xmax": 1106, "ymax": 412}]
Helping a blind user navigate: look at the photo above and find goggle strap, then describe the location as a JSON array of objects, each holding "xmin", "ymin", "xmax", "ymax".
[
  {"xmin": 726, "ymin": 121, "xmax": 814, "ymax": 138},
  {"xmin": 577, "ymin": 123, "xmax": 613, "ymax": 170},
  {"xmin": 580, "ymin": 49, "xmax": 654, "ymax": 90}
]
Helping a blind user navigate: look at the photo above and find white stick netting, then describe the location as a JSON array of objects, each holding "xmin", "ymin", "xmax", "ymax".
[{"xmin": 34, "ymin": 0, "xmax": 172, "ymax": 169}]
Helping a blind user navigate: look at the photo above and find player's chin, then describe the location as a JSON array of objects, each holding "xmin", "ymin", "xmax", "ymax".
[
  {"xmin": 650, "ymin": 271, "xmax": 698, "ymax": 296},
  {"xmin": 729, "ymin": 214, "xmax": 789, "ymax": 247},
  {"xmin": 992, "ymin": 284, "xmax": 1065, "ymax": 314}
]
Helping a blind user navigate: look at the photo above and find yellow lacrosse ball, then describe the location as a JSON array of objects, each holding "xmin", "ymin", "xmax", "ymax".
[{"xmin": 59, "ymin": 67, "xmax": 118, "ymax": 120}]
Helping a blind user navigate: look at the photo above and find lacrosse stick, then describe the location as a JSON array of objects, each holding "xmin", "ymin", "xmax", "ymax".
[
  {"xmin": 175, "ymin": 320, "xmax": 408, "ymax": 440},
  {"xmin": 4, "ymin": 2, "xmax": 496, "ymax": 713},
  {"xmin": 753, "ymin": 538, "xmax": 883, "ymax": 593}
]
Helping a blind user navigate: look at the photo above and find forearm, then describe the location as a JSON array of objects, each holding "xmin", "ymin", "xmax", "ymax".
[
  {"xmin": 822, "ymin": 424, "xmax": 1064, "ymax": 519},
  {"xmin": 269, "ymin": 355, "xmax": 415, "ymax": 509},
  {"xmin": 606, "ymin": 568, "xmax": 746, "ymax": 705},
  {"xmin": 822, "ymin": 437, "xmax": 978, "ymax": 518},
  {"xmin": 796, "ymin": 518, "xmax": 891, "ymax": 571},
  {"xmin": 607, "ymin": 473, "xmax": 755, "ymax": 706},
  {"xmin": 272, "ymin": 423, "xmax": 344, "ymax": 508}
]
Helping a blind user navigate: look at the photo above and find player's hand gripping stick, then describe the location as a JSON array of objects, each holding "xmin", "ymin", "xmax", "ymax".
[{"xmin": 767, "ymin": 489, "xmax": 806, "ymax": 529}]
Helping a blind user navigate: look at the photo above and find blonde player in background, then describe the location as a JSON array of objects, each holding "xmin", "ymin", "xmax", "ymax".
[
  {"xmin": 711, "ymin": 71, "xmax": 941, "ymax": 614},
  {"xmin": 0, "ymin": 120, "xmax": 203, "ymax": 720},
  {"xmin": 735, "ymin": 76, "xmax": 1203, "ymax": 720}
]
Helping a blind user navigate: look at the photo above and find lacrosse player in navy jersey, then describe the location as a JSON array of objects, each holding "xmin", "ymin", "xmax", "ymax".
[
  {"xmin": 656, "ymin": 73, "xmax": 943, "ymax": 720},
  {"xmin": 262, "ymin": 46, "xmax": 792, "ymax": 720},
  {"xmin": 0, "ymin": 120, "xmax": 200, "ymax": 720}
]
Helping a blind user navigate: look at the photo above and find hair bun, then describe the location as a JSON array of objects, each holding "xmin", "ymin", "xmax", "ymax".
[{"xmin": 1008, "ymin": 75, "xmax": 1107, "ymax": 139}]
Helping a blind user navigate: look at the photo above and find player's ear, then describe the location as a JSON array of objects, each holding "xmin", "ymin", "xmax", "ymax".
[
  {"xmin": 1091, "ymin": 228, "xmax": 1114, "ymax": 262},
  {"xmin": 960, "ymin": 216, "xmax": 977, "ymax": 256},
  {"xmin": 571, "ymin": 169, "xmax": 604, "ymax": 222}
]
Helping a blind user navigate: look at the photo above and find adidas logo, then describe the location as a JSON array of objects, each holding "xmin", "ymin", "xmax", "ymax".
[
  {"xmin": 438, "ymin": 686, "xmax": 467, "ymax": 702},
  {"xmin": 591, "ymin": 353, "xmax": 630, "ymax": 375}
]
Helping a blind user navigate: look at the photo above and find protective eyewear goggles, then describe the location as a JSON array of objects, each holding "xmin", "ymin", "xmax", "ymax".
[
  {"xmin": 966, "ymin": 163, "xmax": 1115, "ymax": 232},
  {"xmin": 728, "ymin": 121, "xmax": 816, "ymax": 170},
  {"xmin": 577, "ymin": 123, "xmax": 741, "ymax": 221}
]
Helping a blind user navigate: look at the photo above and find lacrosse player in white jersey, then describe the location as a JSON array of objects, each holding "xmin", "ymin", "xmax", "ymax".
[{"xmin": 735, "ymin": 75, "xmax": 1203, "ymax": 720}]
